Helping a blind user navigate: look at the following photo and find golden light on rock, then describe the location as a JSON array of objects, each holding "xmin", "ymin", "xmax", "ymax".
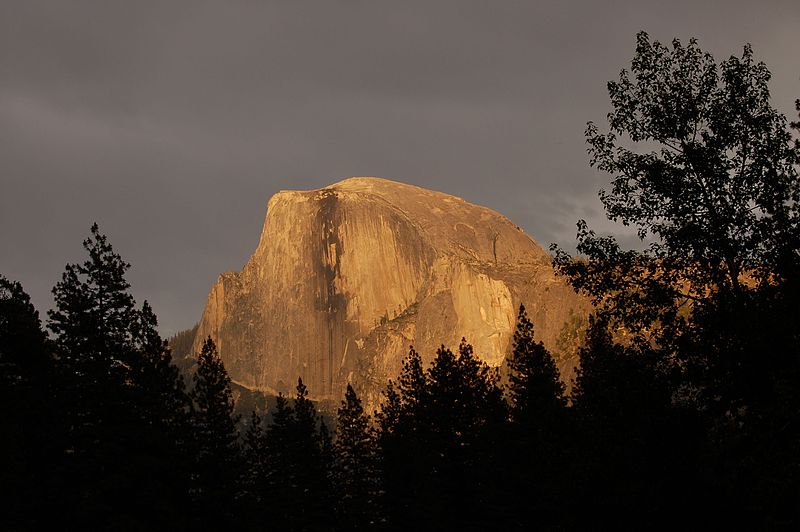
[{"xmin": 192, "ymin": 177, "xmax": 589, "ymax": 403}]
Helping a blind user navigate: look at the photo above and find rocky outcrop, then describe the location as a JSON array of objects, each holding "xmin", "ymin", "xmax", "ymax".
[{"xmin": 192, "ymin": 177, "xmax": 589, "ymax": 403}]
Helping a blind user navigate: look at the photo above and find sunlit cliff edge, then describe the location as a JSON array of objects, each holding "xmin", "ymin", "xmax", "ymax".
[{"xmin": 191, "ymin": 177, "xmax": 589, "ymax": 403}]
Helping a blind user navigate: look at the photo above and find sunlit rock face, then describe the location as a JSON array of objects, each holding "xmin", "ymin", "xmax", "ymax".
[{"xmin": 192, "ymin": 177, "xmax": 589, "ymax": 402}]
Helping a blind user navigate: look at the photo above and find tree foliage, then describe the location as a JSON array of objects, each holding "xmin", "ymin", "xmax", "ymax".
[
  {"xmin": 2, "ymin": 33, "xmax": 799, "ymax": 530},
  {"xmin": 189, "ymin": 336, "xmax": 241, "ymax": 523},
  {"xmin": 507, "ymin": 304, "xmax": 566, "ymax": 425},
  {"xmin": 552, "ymin": 31, "xmax": 800, "ymax": 405},
  {"xmin": 0, "ymin": 277, "xmax": 53, "ymax": 528},
  {"xmin": 333, "ymin": 384, "xmax": 382, "ymax": 529},
  {"xmin": 554, "ymin": 32, "xmax": 799, "ymax": 336},
  {"xmin": 377, "ymin": 341, "xmax": 506, "ymax": 529},
  {"xmin": 261, "ymin": 379, "xmax": 333, "ymax": 529},
  {"xmin": 553, "ymin": 32, "xmax": 800, "ymax": 527},
  {"xmin": 39, "ymin": 224, "xmax": 195, "ymax": 527}
]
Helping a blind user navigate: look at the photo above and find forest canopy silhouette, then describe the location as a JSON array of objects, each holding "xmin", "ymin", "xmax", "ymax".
[{"xmin": 2, "ymin": 32, "xmax": 799, "ymax": 530}]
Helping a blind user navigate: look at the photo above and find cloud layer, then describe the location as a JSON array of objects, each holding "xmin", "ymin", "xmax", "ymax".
[{"xmin": 2, "ymin": 0, "xmax": 798, "ymax": 334}]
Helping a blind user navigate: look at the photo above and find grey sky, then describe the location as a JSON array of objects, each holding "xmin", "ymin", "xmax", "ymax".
[{"xmin": 1, "ymin": 0, "xmax": 798, "ymax": 335}]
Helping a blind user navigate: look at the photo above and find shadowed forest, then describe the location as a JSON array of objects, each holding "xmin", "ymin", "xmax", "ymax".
[{"xmin": 3, "ymin": 33, "xmax": 800, "ymax": 530}]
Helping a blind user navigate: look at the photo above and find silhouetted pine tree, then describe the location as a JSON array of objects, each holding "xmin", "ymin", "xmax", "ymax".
[
  {"xmin": 426, "ymin": 341, "xmax": 507, "ymax": 528},
  {"xmin": 131, "ymin": 302, "xmax": 191, "ymax": 432},
  {"xmin": 503, "ymin": 304, "xmax": 570, "ymax": 527},
  {"xmin": 567, "ymin": 315, "xmax": 705, "ymax": 529},
  {"xmin": 333, "ymin": 384, "xmax": 382, "ymax": 529},
  {"xmin": 127, "ymin": 301, "xmax": 193, "ymax": 526},
  {"xmin": 0, "ymin": 276, "xmax": 54, "ymax": 529},
  {"xmin": 425, "ymin": 341, "xmax": 506, "ymax": 451},
  {"xmin": 243, "ymin": 409, "xmax": 267, "ymax": 494},
  {"xmin": 374, "ymin": 347, "xmax": 427, "ymax": 528},
  {"xmin": 292, "ymin": 377, "xmax": 334, "ymax": 528},
  {"xmin": 262, "ymin": 379, "xmax": 333, "ymax": 530},
  {"xmin": 189, "ymin": 336, "xmax": 241, "ymax": 526},
  {"xmin": 377, "ymin": 342, "xmax": 506, "ymax": 529},
  {"xmin": 319, "ymin": 417, "xmax": 334, "ymax": 483},
  {"xmin": 46, "ymin": 223, "xmax": 194, "ymax": 528},
  {"xmin": 48, "ymin": 223, "xmax": 138, "ymax": 442},
  {"xmin": 508, "ymin": 304, "xmax": 566, "ymax": 424},
  {"xmin": 397, "ymin": 346, "xmax": 426, "ymax": 416},
  {"xmin": 263, "ymin": 392, "xmax": 294, "ymax": 526},
  {"xmin": 0, "ymin": 276, "xmax": 50, "ymax": 387},
  {"xmin": 240, "ymin": 409, "xmax": 270, "ymax": 528}
]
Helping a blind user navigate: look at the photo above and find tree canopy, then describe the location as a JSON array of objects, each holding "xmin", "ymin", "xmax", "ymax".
[
  {"xmin": 554, "ymin": 32, "xmax": 799, "ymax": 334},
  {"xmin": 553, "ymin": 31, "xmax": 800, "ymax": 527}
]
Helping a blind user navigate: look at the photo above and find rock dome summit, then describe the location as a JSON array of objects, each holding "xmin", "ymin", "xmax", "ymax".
[{"xmin": 191, "ymin": 177, "xmax": 588, "ymax": 401}]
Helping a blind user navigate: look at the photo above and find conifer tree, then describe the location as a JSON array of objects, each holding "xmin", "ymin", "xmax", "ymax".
[
  {"xmin": 48, "ymin": 223, "xmax": 138, "ymax": 437},
  {"xmin": 333, "ymin": 384, "xmax": 382, "ymax": 529},
  {"xmin": 189, "ymin": 337, "xmax": 241, "ymax": 524},
  {"xmin": 46, "ymin": 224, "xmax": 195, "ymax": 528},
  {"xmin": 377, "ymin": 342, "xmax": 506, "ymax": 529},
  {"xmin": 264, "ymin": 392, "xmax": 294, "ymax": 520},
  {"xmin": 319, "ymin": 417, "xmax": 334, "ymax": 476},
  {"xmin": 243, "ymin": 409, "xmax": 266, "ymax": 494},
  {"xmin": 507, "ymin": 304, "xmax": 566, "ymax": 426},
  {"xmin": 124, "ymin": 301, "xmax": 194, "ymax": 526},
  {"xmin": 292, "ymin": 378, "xmax": 333, "ymax": 527},
  {"xmin": 0, "ymin": 276, "xmax": 50, "ymax": 388},
  {"xmin": 266, "ymin": 392, "xmax": 294, "ymax": 458},
  {"xmin": 427, "ymin": 341, "xmax": 506, "ymax": 528},
  {"xmin": 130, "ymin": 302, "xmax": 190, "ymax": 432},
  {"xmin": 426, "ymin": 340, "xmax": 506, "ymax": 444},
  {"xmin": 397, "ymin": 346, "xmax": 426, "ymax": 415},
  {"xmin": 292, "ymin": 377, "xmax": 319, "ymax": 453},
  {"xmin": 375, "ymin": 347, "xmax": 428, "ymax": 527},
  {"xmin": 262, "ymin": 379, "xmax": 333, "ymax": 529},
  {"xmin": 240, "ymin": 409, "xmax": 270, "ymax": 526},
  {"xmin": 503, "ymin": 306, "xmax": 571, "ymax": 528},
  {"xmin": 0, "ymin": 277, "xmax": 53, "ymax": 529},
  {"xmin": 376, "ymin": 346, "xmax": 426, "ymax": 441}
]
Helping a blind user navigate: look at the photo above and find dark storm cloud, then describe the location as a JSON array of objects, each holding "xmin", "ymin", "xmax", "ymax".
[{"xmin": 1, "ymin": 0, "xmax": 798, "ymax": 334}]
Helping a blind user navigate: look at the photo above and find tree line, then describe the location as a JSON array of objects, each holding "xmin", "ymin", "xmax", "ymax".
[
  {"xmin": 2, "ymin": 32, "xmax": 799, "ymax": 529},
  {"xmin": 0, "ymin": 227, "xmax": 554, "ymax": 530}
]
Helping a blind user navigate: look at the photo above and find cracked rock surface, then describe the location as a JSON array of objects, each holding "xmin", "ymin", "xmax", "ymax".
[{"xmin": 192, "ymin": 177, "xmax": 589, "ymax": 403}]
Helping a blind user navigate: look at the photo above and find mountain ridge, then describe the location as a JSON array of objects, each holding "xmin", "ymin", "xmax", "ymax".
[{"xmin": 191, "ymin": 177, "xmax": 589, "ymax": 403}]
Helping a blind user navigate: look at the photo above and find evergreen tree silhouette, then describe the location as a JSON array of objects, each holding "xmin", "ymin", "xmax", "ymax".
[
  {"xmin": 567, "ymin": 315, "xmax": 706, "ymax": 529},
  {"xmin": 0, "ymin": 276, "xmax": 50, "ymax": 386},
  {"xmin": 333, "ymin": 384, "xmax": 382, "ymax": 529},
  {"xmin": 504, "ymin": 304, "xmax": 568, "ymax": 527},
  {"xmin": 262, "ymin": 391, "xmax": 294, "ymax": 527},
  {"xmin": 377, "ymin": 343, "xmax": 506, "ymax": 529},
  {"xmin": 549, "ymin": 33, "xmax": 800, "ymax": 527},
  {"xmin": 127, "ymin": 301, "xmax": 193, "ymax": 526},
  {"xmin": 426, "ymin": 341, "xmax": 506, "ymax": 529},
  {"xmin": 374, "ymin": 347, "xmax": 427, "ymax": 527},
  {"xmin": 319, "ymin": 417, "xmax": 334, "ymax": 469},
  {"xmin": 46, "ymin": 223, "xmax": 194, "ymax": 528},
  {"xmin": 292, "ymin": 377, "xmax": 334, "ymax": 529},
  {"xmin": 240, "ymin": 409, "xmax": 270, "ymax": 527},
  {"xmin": 263, "ymin": 379, "xmax": 333, "ymax": 530},
  {"xmin": 48, "ymin": 223, "xmax": 138, "ymax": 441},
  {"xmin": 508, "ymin": 304, "xmax": 566, "ymax": 424},
  {"xmin": 0, "ymin": 276, "xmax": 54, "ymax": 529},
  {"xmin": 243, "ymin": 409, "xmax": 266, "ymax": 495},
  {"xmin": 189, "ymin": 336, "xmax": 241, "ymax": 526}
]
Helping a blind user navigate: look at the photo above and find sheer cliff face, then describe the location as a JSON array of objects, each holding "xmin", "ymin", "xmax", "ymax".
[{"xmin": 193, "ymin": 177, "xmax": 588, "ymax": 401}]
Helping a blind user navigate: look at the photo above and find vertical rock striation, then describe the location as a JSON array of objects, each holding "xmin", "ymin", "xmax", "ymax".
[{"xmin": 192, "ymin": 177, "xmax": 589, "ymax": 402}]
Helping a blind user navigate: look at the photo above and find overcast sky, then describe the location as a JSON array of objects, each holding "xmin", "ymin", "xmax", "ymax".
[{"xmin": 1, "ymin": 0, "xmax": 798, "ymax": 335}]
